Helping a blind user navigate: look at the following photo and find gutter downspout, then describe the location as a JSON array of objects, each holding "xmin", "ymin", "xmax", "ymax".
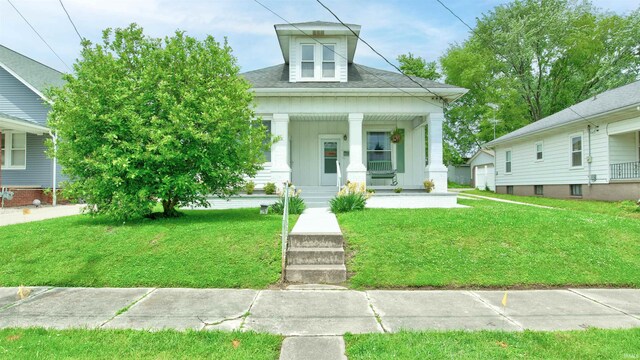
[{"xmin": 49, "ymin": 131, "xmax": 58, "ymax": 206}]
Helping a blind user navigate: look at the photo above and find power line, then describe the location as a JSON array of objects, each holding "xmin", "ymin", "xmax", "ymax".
[
  {"xmin": 6, "ymin": 0, "xmax": 71, "ymax": 71},
  {"xmin": 58, "ymin": 0, "xmax": 83, "ymax": 42},
  {"xmin": 252, "ymin": 0, "xmax": 443, "ymax": 108},
  {"xmin": 316, "ymin": 0, "xmax": 449, "ymax": 105}
]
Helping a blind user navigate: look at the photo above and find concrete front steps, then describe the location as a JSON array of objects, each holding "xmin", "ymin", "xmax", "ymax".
[
  {"xmin": 284, "ymin": 208, "xmax": 346, "ymax": 284},
  {"xmin": 298, "ymin": 186, "xmax": 338, "ymax": 208}
]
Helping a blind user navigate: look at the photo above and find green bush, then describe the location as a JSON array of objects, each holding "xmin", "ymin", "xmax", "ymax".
[
  {"xmin": 330, "ymin": 193, "xmax": 367, "ymax": 213},
  {"xmin": 423, "ymin": 179, "xmax": 435, "ymax": 193},
  {"xmin": 394, "ymin": 187, "xmax": 403, "ymax": 193},
  {"xmin": 245, "ymin": 181, "xmax": 255, "ymax": 195},
  {"xmin": 263, "ymin": 182, "xmax": 276, "ymax": 195},
  {"xmin": 270, "ymin": 186, "xmax": 305, "ymax": 214},
  {"xmin": 271, "ymin": 196, "xmax": 305, "ymax": 215}
]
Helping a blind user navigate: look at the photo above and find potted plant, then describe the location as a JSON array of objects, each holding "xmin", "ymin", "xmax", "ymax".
[
  {"xmin": 423, "ymin": 179, "xmax": 435, "ymax": 193},
  {"xmin": 390, "ymin": 128, "xmax": 403, "ymax": 143}
]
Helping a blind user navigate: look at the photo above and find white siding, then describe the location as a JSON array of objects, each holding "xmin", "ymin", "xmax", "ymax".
[
  {"xmin": 495, "ymin": 122, "xmax": 609, "ymax": 185},
  {"xmin": 254, "ymin": 95, "xmax": 441, "ymax": 115},
  {"xmin": 288, "ymin": 36, "xmax": 348, "ymax": 83},
  {"xmin": 609, "ymin": 132, "xmax": 637, "ymax": 164}
]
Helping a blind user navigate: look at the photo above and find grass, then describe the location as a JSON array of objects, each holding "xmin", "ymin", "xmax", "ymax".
[
  {"xmin": 0, "ymin": 209, "xmax": 295, "ymax": 288},
  {"xmin": 447, "ymin": 180, "xmax": 471, "ymax": 189},
  {"xmin": 0, "ymin": 328, "xmax": 282, "ymax": 359},
  {"xmin": 338, "ymin": 198, "xmax": 640, "ymax": 288},
  {"xmin": 465, "ymin": 189, "xmax": 640, "ymax": 219},
  {"xmin": 344, "ymin": 328, "xmax": 640, "ymax": 359}
]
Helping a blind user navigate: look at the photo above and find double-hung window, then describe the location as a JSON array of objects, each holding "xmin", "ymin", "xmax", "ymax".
[
  {"xmin": 367, "ymin": 132, "xmax": 392, "ymax": 165},
  {"xmin": 505, "ymin": 150, "xmax": 512, "ymax": 173},
  {"xmin": 322, "ymin": 44, "xmax": 335, "ymax": 78},
  {"xmin": 535, "ymin": 141, "xmax": 543, "ymax": 161},
  {"xmin": 1, "ymin": 132, "xmax": 27, "ymax": 169},
  {"xmin": 299, "ymin": 43, "xmax": 337, "ymax": 81},
  {"xmin": 300, "ymin": 44, "xmax": 315, "ymax": 78},
  {"xmin": 571, "ymin": 135, "xmax": 582, "ymax": 167}
]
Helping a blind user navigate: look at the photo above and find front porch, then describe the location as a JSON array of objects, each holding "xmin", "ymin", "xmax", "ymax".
[
  {"xmin": 608, "ymin": 129, "xmax": 639, "ymax": 181},
  {"xmin": 264, "ymin": 111, "xmax": 449, "ymax": 192}
]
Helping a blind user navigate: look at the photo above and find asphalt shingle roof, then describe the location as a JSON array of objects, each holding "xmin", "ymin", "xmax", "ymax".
[
  {"xmin": 0, "ymin": 45, "xmax": 65, "ymax": 95},
  {"xmin": 486, "ymin": 80, "xmax": 640, "ymax": 146},
  {"xmin": 241, "ymin": 63, "xmax": 459, "ymax": 89}
]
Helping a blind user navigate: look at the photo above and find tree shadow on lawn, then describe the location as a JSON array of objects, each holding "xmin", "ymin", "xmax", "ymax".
[{"xmin": 75, "ymin": 208, "xmax": 281, "ymax": 229}]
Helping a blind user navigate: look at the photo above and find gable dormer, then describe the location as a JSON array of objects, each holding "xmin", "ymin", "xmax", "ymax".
[{"xmin": 274, "ymin": 21, "xmax": 360, "ymax": 83}]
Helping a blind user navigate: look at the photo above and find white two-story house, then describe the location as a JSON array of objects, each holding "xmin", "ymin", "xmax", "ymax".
[{"xmin": 241, "ymin": 21, "xmax": 467, "ymax": 193}]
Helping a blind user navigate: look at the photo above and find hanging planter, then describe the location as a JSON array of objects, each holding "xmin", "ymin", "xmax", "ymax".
[{"xmin": 390, "ymin": 128, "xmax": 403, "ymax": 143}]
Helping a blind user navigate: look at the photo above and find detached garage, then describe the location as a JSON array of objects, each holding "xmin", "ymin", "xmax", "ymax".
[{"xmin": 469, "ymin": 149, "xmax": 495, "ymax": 191}]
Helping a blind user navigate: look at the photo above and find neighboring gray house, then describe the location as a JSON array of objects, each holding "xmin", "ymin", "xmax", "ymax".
[
  {"xmin": 0, "ymin": 45, "xmax": 65, "ymax": 206},
  {"xmin": 447, "ymin": 162, "xmax": 471, "ymax": 185},
  {"xmin": 485, "ymin": 81, "xmax": 640, "ymax": 201}
]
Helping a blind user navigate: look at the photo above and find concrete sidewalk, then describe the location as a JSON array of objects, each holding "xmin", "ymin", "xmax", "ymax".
[
  {"xmin": 0, "ymin": 204, "xmax": 85, "ymax": 226},
  {"xmin": 1, "ymin": 287, "xmax": 638, "ymax": 334}
]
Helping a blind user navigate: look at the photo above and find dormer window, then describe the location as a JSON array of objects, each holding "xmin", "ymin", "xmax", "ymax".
[
  {"xmin": 322, "ymin": 45, "xmax": 335, "ymax": 77},
  {"xmin": 301, "ymin": 44, "xmax": 315, "ymax": 78},
  {"xmin": 299, "ymin": 43, "xmax": 337, "ymax": 81}
]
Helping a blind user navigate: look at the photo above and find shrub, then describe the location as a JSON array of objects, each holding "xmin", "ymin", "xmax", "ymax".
[
  {"xmin": 394, "ymin": 187, "xmax": 403, "ymax": 193},
  {"xmin": 245, "ymin": 181, "xmax": 255, "ymax": 195},
  {"xmin": 330, "ymin": 181, "xmax": 371, "ymax": 213},
  {"xmin": 270, "ymin": 185, "xmax": 305, "ymax": 214},
  {"xmin": 423, "ymin": 179, "xmax": 435, "ymax": 193},
  {"xmin": 264, "ymin": 182, "xmax": 276, "ymax": 195}
]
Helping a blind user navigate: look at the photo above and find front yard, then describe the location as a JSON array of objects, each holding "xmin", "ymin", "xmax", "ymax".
[
  {"xmin": 0, "ymin": 209, "xmax": 292, "ymax": 288},
  {"xmin": 338, "ymin": 198, "xmax": 640, "ymax": 288},
  {"xmin": 345, "ymin": 328, "xmax": 640, "ymax": 359},
  {"xmin": 0, "ymin": 328, "xmax": 282, "ymax": 359}
]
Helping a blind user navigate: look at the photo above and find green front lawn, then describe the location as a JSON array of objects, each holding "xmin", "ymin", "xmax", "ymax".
[
  {"xmin": 464, "ymin": 189, "xmax": 640, "ymax": 219},
  {"xmin": 345, "ymin": 329, "xmax": 640, "ymax": 359},
  {"xmin": 0, "ymin": 328, "xmax": 282, "ymax": 359},
  {"xmin": 0, "ymin": 209, "xmax": 293, "ymax": 288},
  {"xmin": 338, "ymin": 198, "xmax": 640, "ymax": 288}
]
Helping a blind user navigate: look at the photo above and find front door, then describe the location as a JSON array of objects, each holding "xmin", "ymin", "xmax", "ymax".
[{"xmin": 320, "ymin": 139, "xmax": 339, "ymax": 186}]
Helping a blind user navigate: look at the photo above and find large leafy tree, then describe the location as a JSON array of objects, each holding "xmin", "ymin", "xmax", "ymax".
[
  {"xmin": 440, "ymin": 0, "xmax": 639, "ymax": 156},
  {"xmin": 48, "ymin": 24, "xmax": 268, "ymax": 220},
  {"xmin": 397, "ymin": 52, "xmax": 440, "ymax": 80}
]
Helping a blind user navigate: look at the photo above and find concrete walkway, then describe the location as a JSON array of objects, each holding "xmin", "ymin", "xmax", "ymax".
[
  {"xmin": 1, "ymin": 287, "xmax": 638, "ymax": 333},
  {"xmin": 454, "ymin": 191, "xmax": 556, "ymax": 209},
  {"xmin": 291, "ymin": 207, "xmax": 341, "ymax": 234},
  {"xmin": 0, "ymin": 204, "xmax": 85, "ymax": 226}
]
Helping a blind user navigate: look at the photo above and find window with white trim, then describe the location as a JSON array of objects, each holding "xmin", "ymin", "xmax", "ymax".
[
  {"xmin": 505, "ymin": 150, "xmax": 512, "ymax": 173},
  {"xmin": 1, "ymin": 131, "xmax": 27, "ymax": 169},
  {"xmin": 367, "ymin": 132, "xmax": 392, "ymax": 165},
  {"xmin": 535, "ymin": 141, "xmax": 543, "ymax": 161},
  {"xmin": 300, "ymin": 44, "xmax": 315, "ymax": 78},
  {"xmin": 571, "ymin": 135, "xmax": 582, "ymax": 167},
  {"xmin": 299, "ymin": 43, "xmax": 337, "ymax": 81}
]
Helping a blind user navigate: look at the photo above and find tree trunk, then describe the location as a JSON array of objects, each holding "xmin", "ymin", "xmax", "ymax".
[{"xmin": 161, "ymin": 197, "xmax": 181, "ymax": 218}]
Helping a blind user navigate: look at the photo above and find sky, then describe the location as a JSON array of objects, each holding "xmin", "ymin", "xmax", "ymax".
[{"xmin": 0, "ymin": 0, "xmax": 638, "ymax": 74}]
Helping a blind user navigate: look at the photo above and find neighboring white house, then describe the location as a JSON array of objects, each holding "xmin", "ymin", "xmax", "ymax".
[
  {"xmin": 485, "ymin": 81, "xmax": 640, "ymax": 201},
  {"xmin": 241, "ymin": 21, "xmax": 467, "ymax": 192},
  {"xmin": 468, "ymin": 149, "xmax": 495, "ymax": 191}
]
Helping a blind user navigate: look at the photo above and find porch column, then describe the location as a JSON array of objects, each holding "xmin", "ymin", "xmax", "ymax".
[
  {"xmin": 270, "ymin": 113, "xmax": 291, "ymax": 185},
  {"xmin": 347, "ymin": 113, "xmax": 367, "ymax": 184},
  {"xmin": 426, "ymin": 111, "xmax": 448, "ymax": 193}
]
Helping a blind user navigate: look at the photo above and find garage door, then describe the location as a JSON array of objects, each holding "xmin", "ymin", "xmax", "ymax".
[{"xmin": 475, "ymin": 164, "xmax": 495, "ymax": 191}]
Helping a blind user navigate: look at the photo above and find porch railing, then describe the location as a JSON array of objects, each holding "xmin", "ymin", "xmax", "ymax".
[
  {"xmin": 610, "ymin": 161, "xmax": 640, "ymax": 180},
  {"xmin": 336, "ymin": 160, "xmax": 342, "ymax": 190}
]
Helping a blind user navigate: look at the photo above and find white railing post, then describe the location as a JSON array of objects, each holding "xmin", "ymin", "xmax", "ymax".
[
  {"xmin": 336, "ymin": 160, "xmax": 342, "ymax": 190},
  {"xmin": 281, "ymin": 181, "xmax": 290, "ymax": 281}
]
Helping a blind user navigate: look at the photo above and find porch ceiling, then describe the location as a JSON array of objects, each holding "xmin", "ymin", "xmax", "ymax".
[
  {"xmin": 288, "ymin": 113, "xmax": 423, "ymax": 122},
  {"xmin": 0, "ymin": 112, "xmax": 49, "ymax": 135}
]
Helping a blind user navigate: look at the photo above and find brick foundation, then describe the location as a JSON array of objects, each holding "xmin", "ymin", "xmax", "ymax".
[
  {"xmin": 1, "ymin": 188, "xmax": 67, "ymax": 207},
  {"xmin": 496, "ymin": 182, "xmax": 640, "ymax": 201}
]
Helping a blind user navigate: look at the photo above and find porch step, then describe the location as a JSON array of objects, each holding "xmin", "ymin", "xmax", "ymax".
[
  {"xmin": 285, "ymin": 264, "xmax": 347, "ymax": 284},
  {"xmin": 286, "ymin": 247, "xmax": 345, "ymax": 265},
  {"xmin": 289, "ymin": 233, "xmax": 343, "ymax": 248}
]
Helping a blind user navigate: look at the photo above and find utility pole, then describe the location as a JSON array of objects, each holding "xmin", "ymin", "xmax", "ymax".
[{"xmin": 487, "ymin": 103, "xmax": 499, "ymax": 140}]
